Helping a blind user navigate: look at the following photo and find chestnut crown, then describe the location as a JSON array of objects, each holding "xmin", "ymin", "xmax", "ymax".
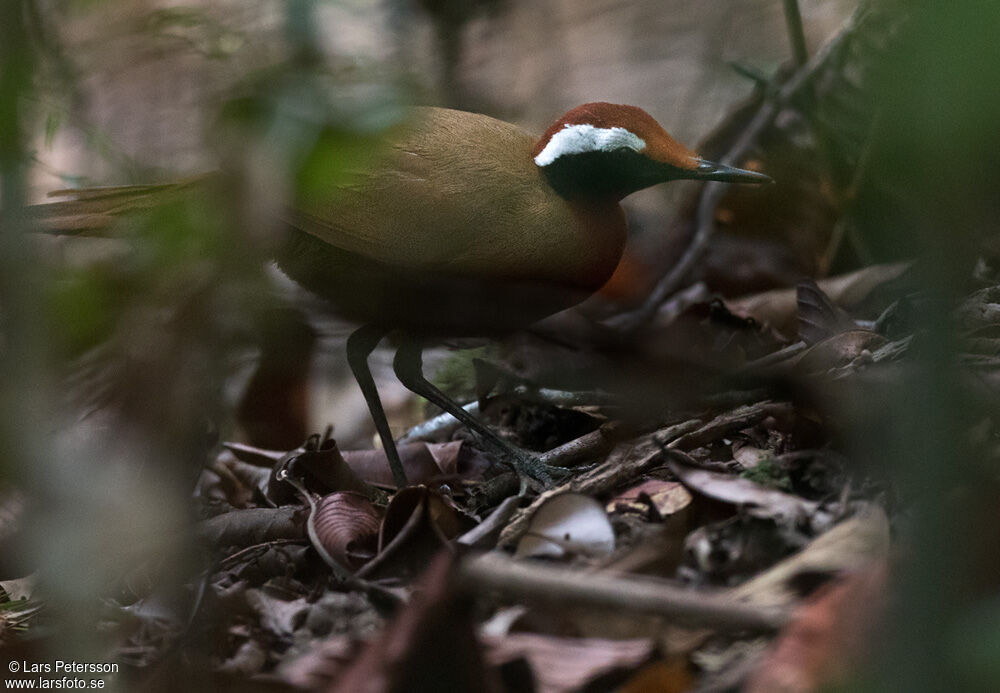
[{"xmin": 532, "ymin": 102, "xmax": 770, "ymax": 200}]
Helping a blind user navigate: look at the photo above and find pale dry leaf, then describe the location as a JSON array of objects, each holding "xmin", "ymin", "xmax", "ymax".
[{"xmin": 515, "ymin": 493, "xmax": 615, "ymax": 559}]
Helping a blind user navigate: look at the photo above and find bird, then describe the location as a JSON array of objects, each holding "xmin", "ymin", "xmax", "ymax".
[
  {"xmin": 275, "ymin": 102, "xmax": 770, "ymax": 489},
  {"xmin": 32, "ymin": 102, "xmax": 771, "ymax": 490}
]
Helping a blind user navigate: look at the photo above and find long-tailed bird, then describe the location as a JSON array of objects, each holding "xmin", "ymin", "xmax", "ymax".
[{"xmin": 33, "ymin": 102, "xmax": 771, "ymax": 489}]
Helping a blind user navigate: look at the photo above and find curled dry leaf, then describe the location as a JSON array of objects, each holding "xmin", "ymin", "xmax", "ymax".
[
  {"xmin": 515, "ymin": 492, "xmax": 615, "ymax": 560},
  {"xmin": 356, "ymin": 486, "xmax": 473, "ymax": 581},
  {"xmin": 311, "ymin": 492, "xmax": 382, "ymax": 570},
  {"xmin": 342, "ymin": 441, "xmax": 490, "ymax": 489},
  {"xmin": 196, "ymin": 506, "xmax": 307, "ymax": 548},
  {"xmin": 795, "ymin": 280, "xmax": 859, "ymax": 345},
  {"xmin": 270, "ymin": 439, "xmax": 377, "ymax": 505}
]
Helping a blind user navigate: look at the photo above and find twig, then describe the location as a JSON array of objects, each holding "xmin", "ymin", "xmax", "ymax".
[
  {"xmin": 458, "ymin": 552, "xmax": 789, "ymax": 632},
  {"xmin": 457, "ymin": 495, "xmax": 522, "ymax": 548},
  {"xmin": 666, "ymin": 401, "xmax": 793, "ymax": 451},
  {"xmin": 497, "ymin": 419, "xmax": 701, "ymax": 545},
  {"xmin": 607, "ymin": 6, "xmax": 869, "ymax": 334},
  {"xmin": 469, "ymin": 422, "xmax": 628, "ymax": 510}
]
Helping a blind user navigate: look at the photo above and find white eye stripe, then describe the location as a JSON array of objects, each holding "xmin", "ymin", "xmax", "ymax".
[{"xmin": 533, "ymin": 124, "xmax": 646, "ymax": 167}]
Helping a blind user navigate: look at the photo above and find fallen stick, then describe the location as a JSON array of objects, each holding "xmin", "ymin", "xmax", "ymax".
[{"xmin": 459, "ymin": 552, "xmax": 789, "ymax": 633}]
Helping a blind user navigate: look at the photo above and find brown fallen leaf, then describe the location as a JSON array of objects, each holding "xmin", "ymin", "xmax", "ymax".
[
  {"xmin": 224, "ymin": 437, "xmax": 380, "ymax": 505},
  {"xmin": 196, "ymin": 507, "xmax": 307, "ymax": 548},
  {"xmin": 667, "ymin": 457, "xmax": 828, "ymax": 527},
  {"xmin": 790, "ymin": 329, "xmax": 887, "ymax": 374},
  {"xmin": 796, "ymin": 280, "xmax": 859, "ymax": 345},
  {"xmin": 357, "ymin": 486, "xmax": 473, "ymax": 581},
  {"xmin": 728, "ymin": 263, "xmax": 909, "ymax": 337},
  {"xmin": 311, "ymin": 492, "xmax": 382, "ymax": 570},
  {"xmin": 341, "ymin": 440, "xmax": 491, "ymax": 489},
  {"xmin": 607, "ymin": 479, "xmax": 693, "ymax": 519},
  {"xmin": 743, "ymin": 562, "xmax": 888, "ymax": 693}
]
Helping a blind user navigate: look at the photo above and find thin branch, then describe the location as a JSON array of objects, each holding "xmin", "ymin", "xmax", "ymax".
[
  {"xmin": 459, "ymin": 552, "xmax": 789, "ymax": 632},
  {"xmin": 606, "ymin": 6, "xmax": 868, "ymax": 334}
]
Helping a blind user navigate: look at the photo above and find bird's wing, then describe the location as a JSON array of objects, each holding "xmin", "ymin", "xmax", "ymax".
[{"xmin": 283, "ymin": 107, "xmax": 560, "ymax": 277}]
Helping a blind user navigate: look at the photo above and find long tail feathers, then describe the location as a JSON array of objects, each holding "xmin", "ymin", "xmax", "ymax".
[{"xmin": 24, "ymin": 178, "xmax": 204, "ymax": 236}]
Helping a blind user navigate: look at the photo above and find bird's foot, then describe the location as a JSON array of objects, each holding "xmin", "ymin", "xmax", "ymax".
[{"xmin": 502, "ymin": 448, "xmax": 572, "ymax": 493}]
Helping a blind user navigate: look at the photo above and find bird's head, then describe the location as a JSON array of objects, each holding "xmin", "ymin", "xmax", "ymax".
[{"xmin": 533, "ymin": 102, "xmax": 770, "ymax": 200}]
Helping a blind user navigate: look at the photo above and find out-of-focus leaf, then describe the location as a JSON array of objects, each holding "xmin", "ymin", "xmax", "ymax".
[
  {"xmin": 329, "ymin": 553, "xmax": 494, "ymax": 693},
  {"xmin": 731, "ymin": 504, "xmax": 890, "ymax": 611},
  {"xmin": 0, "ymin": 491, "xmax": 27, "ymax": 580},
  {"xmin": 744, "ymin": 563, "xmax": 888, "ymax": 693},
  {"xmin": 279, "ymin": 636, "xmax": 359, "ymax": 690},
  {"xmin": 236, "ymin": 308, "xmax": 316, "ymax": 451},
  {"xmin": 618, "ymin": 659, "xmax": 694, "ymax": 693},
  {"xmin": 515, "ymin": 493, "xmax": 615, "ymax": 560},
  {"xmin": 483, "ymin": 633, "xmax": 656, "ymax": 693}
]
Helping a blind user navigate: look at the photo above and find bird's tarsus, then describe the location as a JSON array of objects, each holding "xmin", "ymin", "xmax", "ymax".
[
  {"xmin": 392, "ymin": 335, "xmax": 564, "ymax": 491},
  {"xmin": 346, "ymin": 325, "xmax": 409, "ymax": 489}
]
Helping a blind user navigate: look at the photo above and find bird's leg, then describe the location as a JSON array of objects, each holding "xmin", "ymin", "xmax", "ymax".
[
  {"xmin": 391, "ymin": 337, "xmax": 568, "ymax": 491},
  {"xmin": 346, "ymin": 325, "xmax": 409, "ymax": 489}
]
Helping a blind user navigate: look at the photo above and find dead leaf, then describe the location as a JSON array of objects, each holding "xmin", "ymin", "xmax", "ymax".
[
  {"xmin": 796, "ymin": 280, "xmax": 859, "ymax": 345},
  {"xmin": 515, "ymin": 493, "xmax": 615, "ymax": 560},
  {"xmin": 607, "ymin": 479, "xmax": 693, "ymax": 519},
  {"xmin": 311, "ymin": 493, "xmax": 382, "ymax": 570},
  {"xmin": 729, "ymin": 263, "xmax": 909, "ymax": 337},
  {"xmin": 743, "ymin": 563, "xmax": 888, "ymax": 693},
  {"xmin": 667, "ymin": 458, "xmax": 826, "ymax": 526},
  {"xmin": 731, "ymin": 503, "xmax": 890, "ymax": 611},
  {"xmin": 196, "ymin": 507, "xmax": 307, "ymax": 548},
  {"xmin": 791, "ymin": 329, "xmax": 887, "ymax": 373},
  {"xmin": 356, "ymin": 487, "xmax": 473, "ymax": 581},
  {"xmin": 341, "ymin": 441, "xmax": 490, "ymax": 489},
  {"xmin": 483, "ymin": 633, "xmax": 656, "ymax": 693},
  {"xmin": 245, "ymin": 589, "xmax": 311, "ymax": 637}
]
